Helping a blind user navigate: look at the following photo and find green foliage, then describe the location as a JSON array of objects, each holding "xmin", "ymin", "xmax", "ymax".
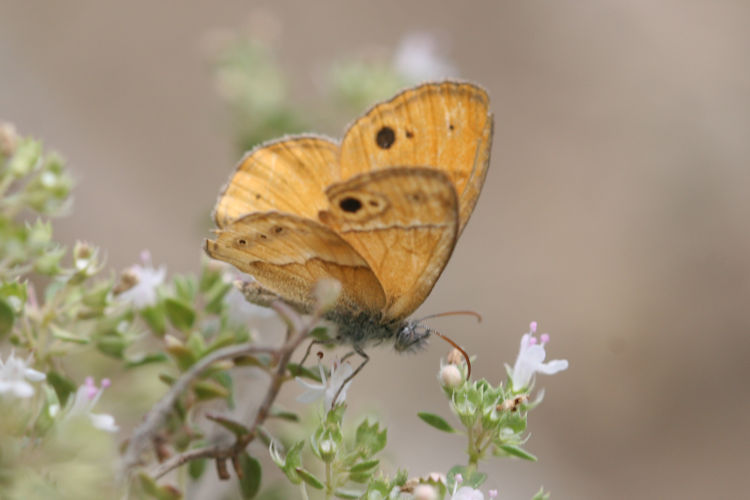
[{"xmin": 238, "ymin": 453, "xmax": 263, "ymax": 499}]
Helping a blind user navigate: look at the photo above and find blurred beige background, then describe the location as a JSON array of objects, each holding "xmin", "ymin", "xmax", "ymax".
[{"xmin": 2, "ymin": 1, "xmax": 749, "ymax": 498}]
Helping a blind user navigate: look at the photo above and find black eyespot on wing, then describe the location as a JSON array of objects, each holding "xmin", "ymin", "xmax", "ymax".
[
  {"xmin": 449, "ymin": 123, "xmax": 455, "ymax": 131},
  {"xmin": 273, "ymin": 226, "xmax": 283, "ymax": 234},
  {"xmin": 237, "ymin": 239, "xmax": 247, "ymax": 246},
  {"xmin": 405, "ymin": 130, "xmax": 414, "ymax": 139},
  {"xmin": 376, "ymin": 126, "xmax": 396, "ymax": 149},
  {"xmin": 339, "ymin": 197, "xmax": 362, "ymax": 213}
]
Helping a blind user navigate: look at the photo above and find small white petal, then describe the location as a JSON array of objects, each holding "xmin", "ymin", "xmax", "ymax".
[
  {"xmin": 24, "ymin": 367, "xmax": 46, "ymax": 382},
  {"xmin": 536, "ymin": 359, "xmax": 569, "ymax": 375},
  {"xmin": 89, "ymin": 412, "xmax": 119, "ymax": 432},
  {"xmin": 296, "ymin": 387, "xmax": 325, "ymax": 404},
  {"xmin": 294, "ymin": 377, "xmax": 325, "ymax": 392},
  {"xmin": 0, "ymin": 380, "xmax": 33, "ymax": 398}
]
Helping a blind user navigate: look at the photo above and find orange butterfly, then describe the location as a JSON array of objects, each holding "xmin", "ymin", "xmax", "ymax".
[{"xmin": 205, "ymin": 81, "xmax": 493, "ymax": 356}]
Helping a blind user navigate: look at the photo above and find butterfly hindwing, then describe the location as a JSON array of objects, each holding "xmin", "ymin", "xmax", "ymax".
[
  {"xmin": 205, "ymin": 212, "xmax": 386, "ymax": 314},
  {"xmin": 318, "ymin": 167, "xmax": 459, "ymax": 320}
]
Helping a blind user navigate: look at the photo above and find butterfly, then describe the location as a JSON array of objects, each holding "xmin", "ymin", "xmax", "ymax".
[{"xmin": 205, "ymin": 81, "xmax": 493, "ymax": 358}]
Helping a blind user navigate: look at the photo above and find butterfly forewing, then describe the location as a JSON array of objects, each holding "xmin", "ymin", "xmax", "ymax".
[
  {"xmin": 319, "ymin": 168, "xmax": 458, "ymax": 320},
  {"xmin": 338, "ymin": 81, "xmax": 492, "ymax": 234},
  {"xmin": 213, "ymin": 136, "xmax": 340, "ymax": 228}
]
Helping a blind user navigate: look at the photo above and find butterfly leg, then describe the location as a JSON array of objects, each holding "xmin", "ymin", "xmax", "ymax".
[
  {"xmin": 298, "ymin": 338, "xmax": 337, "ymax": 368},
  {"xmin": 331, "ymin": 347, "xmax": 369, "ymax": 407}
]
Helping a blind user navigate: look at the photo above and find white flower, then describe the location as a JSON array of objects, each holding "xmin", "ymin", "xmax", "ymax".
[
  {"xmin": 295, "ymin": 359, "xmax": 354, "ymax": 411},
  {"xmin": 115, "ymin": 250, "xmax": 166, "ymax": 309},
  {"xmin": 53, "ymin": 377, "xmax": 118, "ymax": 432},
  {"xmin": 394, "ymin": 33, "xmax": 457, "ymax": 82},
  {"xmin": 0, "ymin": 351, "xmax": 45, "ymax": 398},
  {"xmin": 452, "ymin": 486, "xmax": 484, "ymax": 500},
  {"xmin": 511, "ymin": 321, "xmax": 568, "ymax": 391},
  {"xmin": 414, "ymin": 484, "xmax": 438, "ymax": 500}
]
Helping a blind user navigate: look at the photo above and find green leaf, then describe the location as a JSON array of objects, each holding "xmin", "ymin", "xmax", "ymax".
[
  {"xmin": 0, "ymin": 298, "xmax": 14, "ymax": 336},
  {"xmin": 207, "ymin": 413, "xmax": 250, "ymax": 436},
  {"xmin": 198, "ymin": 262, "xmax": 223, "ymax": 292},
  {"xmin": 355, "ymin": 419, "xmax": 387, "ymax": 456},
  {"xmin": 136, "ymin": 472, "xmax": 182, "ymax": 499},
  {"xmin": 497, "ymin": 444, "xmax": 537, "ymax": 461},
  {"xmin": 233, "ymin": 354, "xmax": 271, "ymax": 368},
  {"xmin": 348, "ymin": 459, "xmax": 379, "ymax": 473},
  {"xmin": 141, "ymin": 304, "xmax": 167, "ymax": 336},
  {"xmin": 46, "ymin": 371, "xmax": 77, "ymax": 407},
  {"xmin": 348, "ymin": 472, "xmax": 372, "ymax": 484},
  {"xmin": 417, "ymin": 412, "xmax": 456, "ymax": 433},
  {"xmin": 95, "ymin": 334, "xmax": 127, "ymax": 359},
  {"xmin": 295, "ymin": 467, "xmax": 324, "ymax": 490},
  {"xmin": 269, "ymin": 406, "xmax": 299, "ymax": 422},
  {"xmin": 49, "ymin": 323, "xmax": 89, "ymax": 344},
  {"xmin": 0, "ymin": 281, "xmax": 27, "ymax": 312},
  {"xmin": 334, "ymin": 489, "xmax": 364, "ymax": 499},
  {"xmin": 188, "ymin": 458, "xmax": 206, "ymax": 480},
  {"xmin": 125, "ymin": 352, "xmax": 169, "ymax": 368},
  {"xmin": 270, "ymin": 440, "xmax": 304, "ymax": 484},
  {"xmin": 204, "ymin": 280, "xmax": 233, "ymax": 315},
  {"xmin": 173, "ymin": 275, "xmax": 197, "ymax": 303},
  {"xmin": 193, "ymin": 379, "xmax": 230, "ymax": 400},
  {"xmin": 164, "ymin": 298, "xmax": 195, "ymax": 332},
  {"xmin": 186, "ymin": 331, "xmax": 206, "ymax": 357},
  {"xmin": 287, "ymin": 363, "xmax": 322, "ymax": 381},
  {"xmin": 158, "ymin": 373, "xmax": 176, "ymax": 386},
  {"xmin": 238, "ymin": 453, "xmax": 262, "ymax": 499}
]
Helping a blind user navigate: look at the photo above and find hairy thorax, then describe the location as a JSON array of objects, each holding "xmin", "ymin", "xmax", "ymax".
[{"xmin": 325, "ymin": 310, "xmax": 430, "ymax": 353}]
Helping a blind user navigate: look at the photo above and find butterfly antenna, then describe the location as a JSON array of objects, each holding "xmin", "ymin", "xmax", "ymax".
[
  {"xmin": 417, "ymin": 310, "xmax": 482, "ymax": 323},
  {"xmin": 432, "ymin": 330, "xmax": 472, "ymax": 380}
]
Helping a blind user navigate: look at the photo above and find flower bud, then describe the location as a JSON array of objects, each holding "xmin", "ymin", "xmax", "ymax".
[
  {"xmin": 8, "ymin": 138, "xmax": 41, "ymax": 177},
  {"xmin": 73, "ymin": 241, "xmax": 94, "ymax": 270},
  {"xmin": 318, "ymin": 436, "xmax": 337, "ymax": 462},
  {"xmin": 446, "ymin": 348, "xmax": 464, "ymax": 365},
  {"xmin": 413, "ymin": 484, "xmax": 437, "ymax": 500},
  {"xmin": 0, "ymin": 122, "xmax": 19, "ymax": 156},
  {"xmin": 440, "ymin": 363, "xmax": 463, "ymax": 388}
]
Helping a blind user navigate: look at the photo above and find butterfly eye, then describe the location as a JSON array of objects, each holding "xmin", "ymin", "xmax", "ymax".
[
  {"xmin": 339, "ymin": 197, "xmax": 363, "ymax": 213},
  {"xmin": 375, "ymin": 126, "xmax": 396, "ymax": 149}
]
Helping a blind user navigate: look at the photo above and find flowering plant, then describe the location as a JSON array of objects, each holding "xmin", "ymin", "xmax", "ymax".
[{"xmin": 0, "ymin": 32, "xmax": 568, "ymax": 500}]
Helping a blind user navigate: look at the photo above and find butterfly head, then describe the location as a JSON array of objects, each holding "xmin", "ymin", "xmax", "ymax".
[{"xmin": 393, "ymin": 320, "xmax": 432, "ymax": 353}]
